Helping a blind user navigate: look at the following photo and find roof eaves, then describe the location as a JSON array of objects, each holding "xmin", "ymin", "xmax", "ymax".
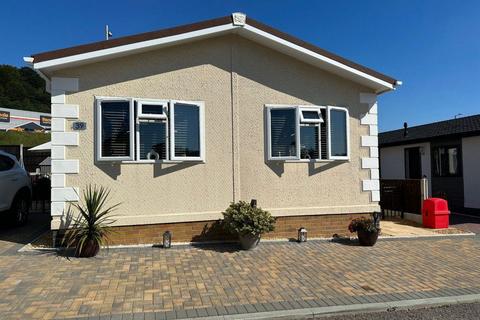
[
  {"xmin": 28, "ymin": 13, "xmax": 398, "ymax": 89},
  {"xmin": 31, "ymin": 16, "xmax": 232, "ymax": 63}
]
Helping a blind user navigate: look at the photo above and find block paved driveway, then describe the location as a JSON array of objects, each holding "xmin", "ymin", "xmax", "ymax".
[{"xmin": 0, "ymin": 226, "xmax": 480, "ymax": 319}]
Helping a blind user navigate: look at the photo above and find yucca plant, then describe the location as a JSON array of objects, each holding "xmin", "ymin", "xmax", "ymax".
[{"xmin": 62, "ymin": 185, "xmax": 120, "ymax": 257}]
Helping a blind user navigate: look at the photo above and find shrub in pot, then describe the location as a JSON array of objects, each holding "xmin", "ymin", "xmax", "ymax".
[
  {"xmin": 62, "ymin": 185, "xmax": 119, "ymax": 257},
  {"xmin": 348, "ymin": 217, "xmax": 380, "ymax": 246},
  {"xmin": 222, "ymin": 201, "xmax": 276, "ymax": 250}
]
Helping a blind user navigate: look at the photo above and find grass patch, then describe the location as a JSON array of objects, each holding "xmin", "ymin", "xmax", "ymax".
[{"xmin": 0, "ymin": 131, "xmax": 50, "ymax": 147}]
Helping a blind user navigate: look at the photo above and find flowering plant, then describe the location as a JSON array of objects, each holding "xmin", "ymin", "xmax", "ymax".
[{"xmin": 348, "ymin": 217, "xmax": 380, "ymax": 233}]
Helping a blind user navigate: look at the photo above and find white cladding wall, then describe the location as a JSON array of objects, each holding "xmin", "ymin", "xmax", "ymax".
[
  {"xmin": 379, "ymin": 142, "xmax": 432, "ymax": 195},
  {"xmin": 462, "ymin": 136, "xmax": 480, "ymax": 209}
]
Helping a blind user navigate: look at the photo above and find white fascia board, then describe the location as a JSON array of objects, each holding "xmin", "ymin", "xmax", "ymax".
[
  {"xmin": 240, "ymin": 25, "xmax": 394, "ymax": 92},
  {"xmin": 33, "ymin": 24, "xmax": 237, "ymax": 71}
]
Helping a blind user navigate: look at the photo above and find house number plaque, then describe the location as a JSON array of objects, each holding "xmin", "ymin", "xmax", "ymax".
[{"xmin": 72, "ymin": 121, "xmax": 87, "ymax": 130}]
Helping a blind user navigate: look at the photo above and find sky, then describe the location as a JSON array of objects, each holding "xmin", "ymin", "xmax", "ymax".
[{"xmin": 1, "ymin": 0, "xmax": 479, "ymax": 132}]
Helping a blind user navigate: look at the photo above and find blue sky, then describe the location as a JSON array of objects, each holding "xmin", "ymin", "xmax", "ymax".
[{"xmin": 1, "ymin": 0, "xmax": 479, "ymax": 131}]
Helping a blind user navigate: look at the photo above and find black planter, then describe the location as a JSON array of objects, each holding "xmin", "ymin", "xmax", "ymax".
[
  {"xmin": 239, "ymin": 233, "xmax": 261, "ymax": 250},
  {"xmin": 357, "ymin": 230, "xmax": 379, "ymax": 246},
  {"xmin": 75, "ymin": 240, "xmax": 100, "ymax": 257}
]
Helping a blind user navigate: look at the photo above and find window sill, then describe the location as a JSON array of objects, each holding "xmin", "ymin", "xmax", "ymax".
[
  {"xmin": 270, "ymin": 159, "xmax": 349, "ymax": 163},
  {"xmin": 122, "ymin": 160, "xmax": 205, "ymax": 164}
]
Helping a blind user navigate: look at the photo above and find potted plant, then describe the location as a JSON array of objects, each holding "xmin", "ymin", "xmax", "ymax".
[
  {"xmin": 348, "ymin": 217, "xmax": 380, "ymax": 246},
  {"xmin": 62, "ymin": 185, "xmax": 120, "ymax": 257},
  {"xmin": 222, "ymin": 201, "xmax": 276, "ymax": 250}
]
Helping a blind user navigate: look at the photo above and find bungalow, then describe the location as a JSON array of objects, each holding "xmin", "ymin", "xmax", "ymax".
[
  {"xmin": 25, "ymin": 13, "xmax": 400, "ymax": 244},
  {"xmin": 379, "ymin": 115, "xmax": 480, "ymax": 214}
]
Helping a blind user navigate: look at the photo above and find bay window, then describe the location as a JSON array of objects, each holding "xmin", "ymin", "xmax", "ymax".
[
  {"xmin": 266, "ymin": 105, "xmax": 349, "ymax": 161},
  {"xmin": 96, "ymin": 97, "xmax": 204, "ymax": 162}
]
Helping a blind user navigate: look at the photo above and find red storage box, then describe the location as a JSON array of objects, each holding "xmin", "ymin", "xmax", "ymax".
[{"xmin": 422, "ymin": 198, "xmax": 450, "ymax": 229}]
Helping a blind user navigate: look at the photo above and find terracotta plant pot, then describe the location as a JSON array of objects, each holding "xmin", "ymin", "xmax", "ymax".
[
  {"xmin": 75, "ymin": 240, "xmax": 100, "ymax": 257},
  {"xmin": 239, "ymin": 233, "xmax": 261, "ymax": 250},
  {"xmin": 357, "ymin": 230, "xmax": 379, "ymax": 246}
]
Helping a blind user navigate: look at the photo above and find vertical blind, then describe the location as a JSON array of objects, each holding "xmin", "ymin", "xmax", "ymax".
[
  {"xmin": 329, "ymin": 109, "xmax": 347, "ymax": 157},
  {"xmin": 101, "ymin": 101, "xmax": 130, "ymax": 157},
  {"xmin": 270, "ymin": 109, "xmax": 297, "ymax": 158},
  {"xmin": 320, "ymin": 109, "xmax": 327, "ymax": 159},
  {"xmin": 174, "ymin": 104, "xmax": 200, "ymax": 157}
]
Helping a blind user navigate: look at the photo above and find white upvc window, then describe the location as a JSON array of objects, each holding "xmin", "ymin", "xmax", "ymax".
[
  {"xmin": 266, "ymin": 104, "xmax": 349, "ymax": 161},
  {"xmin": 266, "ymin": 105, "xmax": 300, "ymax": 160},
  {"xmin": 96, "ymin": 97, "xmax": 205, "ymax": 162},
  {"xmin": 327, "ymin": 106, "xmax": 350, "ymax": 160},
  {"xmin": 137, "ymin": 99, "xmax": 168, "ymax": 120},
  {"xmin": 96, "ymin": 97, "xmax": 135, "ymax": 162},
  {"xmin": 170, "ymin": 100, "xmax": 205, "ymax": 161},
  {"xmin": 299, "ymin": 107, "xmax": 323, "ymax": 124}
]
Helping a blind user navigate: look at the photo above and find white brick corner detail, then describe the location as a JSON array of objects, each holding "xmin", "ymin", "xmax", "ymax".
[
  {"xmin": 360, "ymin": 92, "xmax": 380, "ymax": 203},
  {"xmin": 49, "ymin": 78, "xmax": 80, "ymax": 224}
]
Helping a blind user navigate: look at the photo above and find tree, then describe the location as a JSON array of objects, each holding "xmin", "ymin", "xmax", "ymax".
[{"xmin": 0, "ymin": 65, "xmax": 50, "ymax": 113}]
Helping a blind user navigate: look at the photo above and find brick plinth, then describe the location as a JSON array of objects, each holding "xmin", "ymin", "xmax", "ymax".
[{"xmin": 96, "ymin": 213, "xmax": 371, "ymax": 245}]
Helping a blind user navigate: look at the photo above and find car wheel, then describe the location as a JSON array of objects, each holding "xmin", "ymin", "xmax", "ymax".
[{"xmin": 11, "ymin": 195, "xmax": 29, "ymax": 226}]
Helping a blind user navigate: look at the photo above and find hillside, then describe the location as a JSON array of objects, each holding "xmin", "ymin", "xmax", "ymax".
[
  {"xmin": 0, "ymin": 131, "xmax": 50, "ymax": 147},
  {"xmin": 0, "ymin": 65, "xmax": 50, "ymax": 113}
]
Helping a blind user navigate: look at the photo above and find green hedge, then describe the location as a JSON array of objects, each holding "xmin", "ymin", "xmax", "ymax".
[{"xmin": 0, "ymin": 131, "xmax": 50, "ymax": 147}]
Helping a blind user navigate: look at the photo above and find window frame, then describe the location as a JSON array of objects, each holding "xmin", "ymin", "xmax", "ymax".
[
  {"xmin": 135, "ymin": 118, "xmax": 169, "ymax": 163},
  {"xmin": 432, "ymin": 145, "xmax": 462, "ymax": 177},
  {"xmin": 169, "ymin": 100, "xmax": 205, "ymax": 162},
  {"xmin": 95, "ymin": 96, "xmax": 135, "ymax": 162},
  {"xmin": 135, "ymin": 99, "xmax": 169, "ymax": 163},
  {"xmin": 327, "ymin": 106, "xmax": 350, "ymax": 160},
  {"xmin": 299, "ymin": 107, "xmax": 324, "ymax": 124},
  {"xmin": 137, "ymin": 99, "xmax": 168, "ymax": 120},
  {"xmin": 266, "ymin": 105, "xmax": 301, "ymax": 161},
  {"xmin": 299, "ymin": 105, "xmax": 324, "ymax": 160},
  {"xmin": 267, "ymin": 104, "xmax": 343, "ymax": 162}
]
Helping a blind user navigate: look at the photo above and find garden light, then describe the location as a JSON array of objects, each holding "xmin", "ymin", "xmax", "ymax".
[
  {"xmin": 298, "ymin": 227, "xmax": 307, "ymax": 242},
  {"xmin": 163, "ymin": 231, "xmax": 172, "ymax": 249}
]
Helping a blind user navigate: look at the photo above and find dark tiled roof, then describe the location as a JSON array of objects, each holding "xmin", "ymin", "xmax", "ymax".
[
  {"xmin": 30, "ymin": 15, "xmax": 397, "ymax": 85},
  {"xmin": 379, "ymin": 114, "xmax": 480, "ymax": 147}
]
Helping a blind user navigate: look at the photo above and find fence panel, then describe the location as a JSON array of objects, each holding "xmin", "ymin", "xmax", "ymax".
[{"xmin": 380, "ymin": 179, "xmax": 424, "ymax": 218}]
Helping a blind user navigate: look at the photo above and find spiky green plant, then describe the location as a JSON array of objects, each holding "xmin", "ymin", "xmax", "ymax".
[{"xmin": 62, "ymin": 185, "xmax": 120, "ymax": 254}]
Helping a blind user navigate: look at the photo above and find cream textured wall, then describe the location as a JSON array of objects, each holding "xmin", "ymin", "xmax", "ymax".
[
  {"xmin": 233, "ymin": 37, "xmax": 375, "ymax": 215},
  {"xmin": 51, "ymin": 35, "xmax": 379, "ymax": 229}
]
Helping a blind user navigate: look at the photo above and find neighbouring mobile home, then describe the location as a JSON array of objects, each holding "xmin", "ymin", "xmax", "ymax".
[{"xmin": 380, "ymin": 115, "xmax": 480, "ymax": 214}]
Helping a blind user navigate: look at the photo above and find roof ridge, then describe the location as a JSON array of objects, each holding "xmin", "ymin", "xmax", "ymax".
[{"xmin": 381, "ymin": 114, "xmax": 480, "ymax": 135}]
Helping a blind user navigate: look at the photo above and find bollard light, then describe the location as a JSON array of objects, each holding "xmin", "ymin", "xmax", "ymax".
[
  {"xmin": 163, "ymin": 231, "xmax": 172, "ymax": 249},
  {"xmin": 298, "ymin": 227, "xmax": 307, "ymax": 242}
]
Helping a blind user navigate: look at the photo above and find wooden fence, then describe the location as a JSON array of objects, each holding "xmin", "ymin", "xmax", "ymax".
[{"xmin": 380, "ymin": 179, "xmax": 428, "ymax": 218}]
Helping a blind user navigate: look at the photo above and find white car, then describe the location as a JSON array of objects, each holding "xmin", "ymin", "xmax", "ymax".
[{"xmin": 0, "ymin": 151, "xmax": 32, "ymax": 225}]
